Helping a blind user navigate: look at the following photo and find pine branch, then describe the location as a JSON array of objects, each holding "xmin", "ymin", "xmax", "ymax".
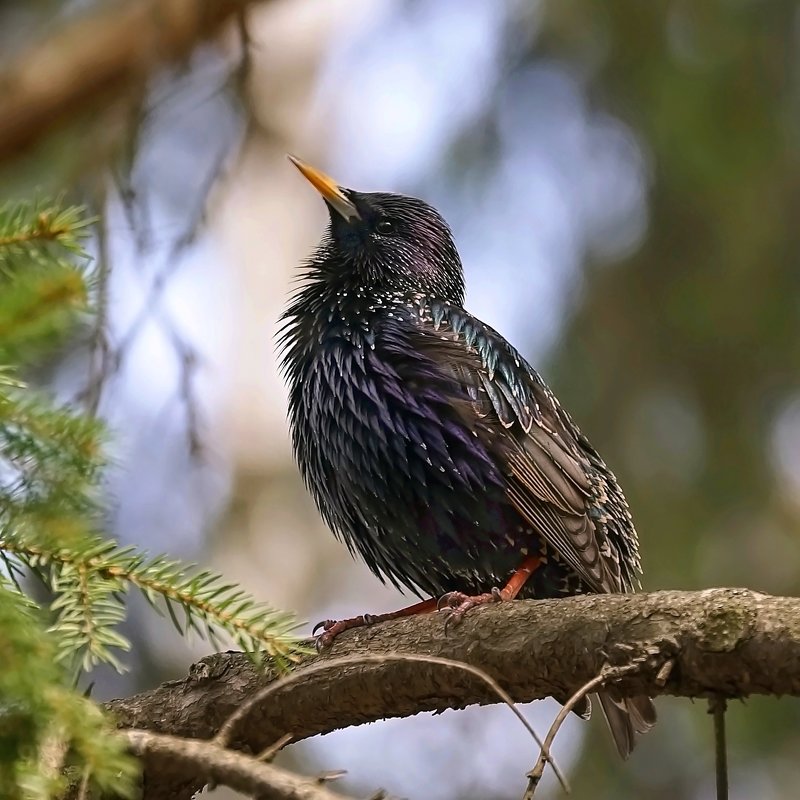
[
  {"xmin": 0, "ymin": 191, "xmax": 307, "ymax": 675},
  {"xmin": 0, "ymin": 204, "xmax": 91, "ymax": 251},
  {"xmin": 0, "ymin": 581, "xmax": 137, "ymax": 798},
  {"xmin": 49, "ymin": 557, "xmax": 130, "ymax": 674},
  {"xmin": 0, "ymin": 194, "xmax": 306, "ymax": 796},
  {"xmin": 1, "ymin": 536, "xmax": 306, "ymax": 672},
  {"xmin": 0, "ymin": 201, "xmax": 93, "ymax": 361},
  {"xmin": 0, "ymin": 195, "xmax": 303, "ymax": 672},
  {"xmin": 116, "ymin": 556, "xmax": 304, "ymax": 666}
]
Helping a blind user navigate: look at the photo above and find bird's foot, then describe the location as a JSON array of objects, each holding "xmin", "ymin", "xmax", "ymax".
[
  {"xmin": 312, "ymin": 614, "xmax": 382, "ymax": 650},
  {"xmin": 313, "ymin": 598, "xmax": 439, "ymax": 650},
  {"xmin": 436, "ymin": 556, "xmax": 543, "ymax": 632},
  {"xmin": 437, "ymin": 587, "xmax": 503, "ymax": 632}
]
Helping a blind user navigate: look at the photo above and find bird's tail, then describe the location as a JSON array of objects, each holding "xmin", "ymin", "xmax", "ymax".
[{"xmin": 597, "ymin": 692, "xmax": 657, "ymax": 759}]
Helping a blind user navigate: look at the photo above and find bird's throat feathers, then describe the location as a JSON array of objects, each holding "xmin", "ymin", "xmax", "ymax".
[
  {"xmin": 281, "ymin": 255, "xmax": 412, "ymax": 355},
  {"xmin": 315, "ymin": 230, "xmax": 464, "ymax": 301}
]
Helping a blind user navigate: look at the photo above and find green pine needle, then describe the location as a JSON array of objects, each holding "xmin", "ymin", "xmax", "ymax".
[{"xmin": 0, "ymin": 197, "xmax": 307, "ymax": 797}]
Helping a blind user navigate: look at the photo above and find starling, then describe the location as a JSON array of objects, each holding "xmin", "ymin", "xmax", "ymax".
[{"xmin": 280, "ymin": 156, "xmax": 656, "ymax": 757}]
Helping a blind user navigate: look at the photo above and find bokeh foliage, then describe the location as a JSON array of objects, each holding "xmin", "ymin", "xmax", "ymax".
[{"xmin": 538, "ymin": 2, "xmax": 800, "ymax": 797}]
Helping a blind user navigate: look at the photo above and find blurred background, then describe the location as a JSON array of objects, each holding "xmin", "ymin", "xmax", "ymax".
[{"xmin": 2, "ymin": 0, "xmax": 800, "ymax": 798}]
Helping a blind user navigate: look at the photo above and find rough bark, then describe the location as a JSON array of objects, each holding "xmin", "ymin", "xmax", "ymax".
[
  {"xmin": 106, "ymin": 588, "xmax": 800, "ymax": 800},
  {"xmin": 0, "ymin": 0, "xmax": 268, "ymax": 162}
]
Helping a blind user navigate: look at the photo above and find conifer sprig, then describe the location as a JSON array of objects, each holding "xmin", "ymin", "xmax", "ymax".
[
  {"xmin": 1, "ymin": 534, "xmax": 306, "ymax": 672},
  {"xmin": 0, "ymin": 200, "xmax": 93, "ymax": 362},
  {"xmin": 0, "ymin": 201, "xmax": 93, "ymax": 252},
  {"xmin": 0, "ymin": 197, "xmax": 306, "ymax": 796},
  {"xmin": 0, "ymin": 580, "xmax": 137, "ymax": 799}
]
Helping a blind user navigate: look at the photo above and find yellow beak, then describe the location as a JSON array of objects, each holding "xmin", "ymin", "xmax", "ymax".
[{"xmin": 288, "ymin": 155, "xmax": 361, "ymax": 221}]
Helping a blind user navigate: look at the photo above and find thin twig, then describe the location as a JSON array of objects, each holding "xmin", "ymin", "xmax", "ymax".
[
  {"xmin": 257, "ymin": 732, "xmax": 294, "ymax": 763},
  {"xmin": 709, "ymin": 697, "xmax": 728, "ymax": 800},
  {"xmin": 76, "ymin": 769, "xmax": 90, "ymax": 800},
  {"xmin": 654, "ymin": 658, "xmax": 674, "ymax": 688},
  {"xmin": 235, "ymin": 7, "xmax": 254, "ymax": 91},
  {"xmin": 214, "ymin": 652, "xmax": 570, "ymax": 793},
  {"xmin": 524, "ymin": 662, "xmax": 642, "ymax": 798},
  {"xmin": 80, "ymin": 179, "xmax": 112, "ymax": 416},
  {"xmin": 315, "ymin": 770, "xmax": 347, "ymax": 784},
  {"xmin": 123, "ymin": 729, "xmax": 354, "ymax": 800}
]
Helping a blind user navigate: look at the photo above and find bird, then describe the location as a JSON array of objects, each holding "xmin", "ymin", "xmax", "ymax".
[{"xmin": 280, "ymin": 155, "xmax": 656, "ymax": 758}]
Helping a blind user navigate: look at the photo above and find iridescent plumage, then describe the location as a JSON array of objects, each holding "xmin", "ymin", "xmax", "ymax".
[{"xmin": 280, "ymin": 162, "xmax": 655, "ymax": 756}]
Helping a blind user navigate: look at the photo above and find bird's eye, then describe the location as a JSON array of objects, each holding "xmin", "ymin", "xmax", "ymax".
[{"xmin": 376, "ymin": 219, "xmax": 394, "ymax": 234}]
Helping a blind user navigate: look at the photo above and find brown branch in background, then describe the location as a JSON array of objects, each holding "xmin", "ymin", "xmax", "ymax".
[
  {"xmin": 106, "ymin": 589, "xmax": 800, "ymax": 800},
  {"xmin": 258, "ymin": 732, "xmax": 295, "ymax": 763},
  {"xmin": 123, "ymin": 730, "xmax": 356, "ymax": 800},
  {"xmin": 0, "ymin": 0, "xmax": 268, "ymax": 162}
]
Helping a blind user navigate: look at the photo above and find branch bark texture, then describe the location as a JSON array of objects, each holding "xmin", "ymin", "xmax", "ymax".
[
  {"xmin": 107, "ymin": 588, "xmax": 800, "ymax": 799},
  {"xmin": 123, "ymin": 730, "xmax": 353, "ymax": 800},
  {"xmin": 0, "ymin": 0, "xmax": 266, "ymax": 162}
]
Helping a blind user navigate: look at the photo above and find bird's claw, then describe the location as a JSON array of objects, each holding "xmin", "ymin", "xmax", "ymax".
[
  {"xmin": 437, "ymin": 589, "xmax": 502, "ymax": 632},
  {"xmin": 436, "ymin": 591, "xmax": 466, "ymax": 612},
  {"xmin": 312, "ymin": 619, "xmax": 336, "ymax": 636},
  {"xmin": 312, "ymin": 613, "xmax": 379, "ymax": 651},
  {"xmin": 312, "ymin": 618, "xmax": 345, "ymax": 651}
]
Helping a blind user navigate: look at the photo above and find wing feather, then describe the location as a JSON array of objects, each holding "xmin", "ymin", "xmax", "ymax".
[{"xmin": 405, "ymin": 300, "xmax": 631, "ymax": 594}]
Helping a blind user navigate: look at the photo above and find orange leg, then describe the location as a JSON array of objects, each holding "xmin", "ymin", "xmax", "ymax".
[
  {"xmin": 314, "ymin": 598, "xmax": 438, "ymax": 649},
  {"xmin": 497, "ymin": 555, "xmax": 542, "ymax": 600},
  {"xmin": 315, "ymin": 556, "xmax": 542, "ymax": 648},
  {"xmin": 437, "ymin": 556, "xmax": 542, "ymax": 628}
]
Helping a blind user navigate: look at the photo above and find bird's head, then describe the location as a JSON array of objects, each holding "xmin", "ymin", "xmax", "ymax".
[{"xmin": 289, "ymin": 156, "xmax": 465, "ymax": 305}]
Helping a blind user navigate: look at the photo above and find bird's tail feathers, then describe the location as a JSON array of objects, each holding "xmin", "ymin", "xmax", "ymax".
[{"xmin": 597, "ymin": 692, "xmax": 657, "ymax": 759}]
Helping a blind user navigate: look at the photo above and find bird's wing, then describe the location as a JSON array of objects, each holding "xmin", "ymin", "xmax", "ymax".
[{"xmin": 398, "ymin": 300, "xmax": 629, "ymax": 594}]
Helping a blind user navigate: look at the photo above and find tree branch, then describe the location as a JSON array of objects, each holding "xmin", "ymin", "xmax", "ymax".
[
  {"xmin": 0, "ymin": 0, "xmax": 270, "ymax": 163},
  {"xmin": 122, "ymin": 730, "xmax": 355, "ymax": 800},
  {"xmin": 107, "ymin": 588, "xmax": 800, "ymax": 799}
]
